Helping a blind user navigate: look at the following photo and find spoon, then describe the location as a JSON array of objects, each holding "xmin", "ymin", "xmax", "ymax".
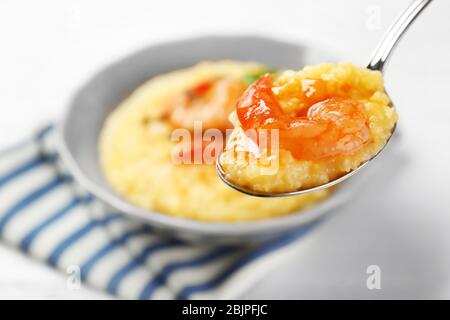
[{"xmin": 217, "ymin": 0, "xmax": 433, "ymax": 198}]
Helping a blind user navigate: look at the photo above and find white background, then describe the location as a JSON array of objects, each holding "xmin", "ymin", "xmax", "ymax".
[{"xmin": 0, "ymin": 0, "xmax": 449, "ymax": 299}]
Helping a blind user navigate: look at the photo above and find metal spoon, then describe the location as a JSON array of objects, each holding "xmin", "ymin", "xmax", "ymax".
[{"xmin": 217, "ymin": 0, "xmax": 433, "ymax": 198}]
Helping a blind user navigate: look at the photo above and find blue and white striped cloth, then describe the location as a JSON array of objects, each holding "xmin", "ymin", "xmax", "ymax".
[{"xmin": 0, "ymin": 126, "xmax": 317, "ymax": 299}]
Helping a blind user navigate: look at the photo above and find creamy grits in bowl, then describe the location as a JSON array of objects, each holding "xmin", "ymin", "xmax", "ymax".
[
  {"xmin": 58, "ymin": 36, "xmax": 381, "ymax": 243},
  {"xmin": 99, "ymin": 61, "xmax": 330, "ymax": 222}
]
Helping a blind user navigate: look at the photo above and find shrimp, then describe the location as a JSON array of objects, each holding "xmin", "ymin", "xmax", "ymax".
[
  {"xmin": 165, "ymin": 77, "xmax": 246, "ymax": 131},
  {"xmin": 165, "ymin": 77, "xmax": 246, "ymax": 162},
  {"xmin": 235, "ymin": 75, "xmax": 370, "ymax": 160}
]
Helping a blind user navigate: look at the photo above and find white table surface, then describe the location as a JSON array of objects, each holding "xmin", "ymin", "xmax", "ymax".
[{"xmin": 1, "ymin": 0, "xmax": 449, "ymax": 299}]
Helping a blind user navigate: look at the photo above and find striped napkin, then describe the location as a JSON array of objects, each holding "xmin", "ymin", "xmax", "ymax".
[{"xmin": 0, "ymin": 126, "xmax": 319, "ymax": 299}]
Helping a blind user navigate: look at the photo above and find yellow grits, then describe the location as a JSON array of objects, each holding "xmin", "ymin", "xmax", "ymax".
[
  {"xmin": 99, "ymin": 61, "xmax": 330, "ymax": 222},
  {"xmin": 220, "ymin": 63, "xmax": 398, "ymax": 193}
]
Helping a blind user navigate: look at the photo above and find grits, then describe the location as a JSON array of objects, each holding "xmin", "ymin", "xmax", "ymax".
[
  {"xmin": 220, "ymin": 63, "xmax": 398, "ymax": 193},
  {"xmin": 99, "ymin": 61, "xmax": 329, "ymax": 222}
]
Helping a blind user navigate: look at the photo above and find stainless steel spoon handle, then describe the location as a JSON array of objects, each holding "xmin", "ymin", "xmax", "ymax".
[{"xmin": 367, "ymin": 0, "xmax": 433, "ymax": 72}]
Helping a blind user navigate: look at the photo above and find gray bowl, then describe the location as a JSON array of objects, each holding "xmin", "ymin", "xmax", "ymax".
[{"xmin": 57, "ymin": 35, "xmax": 367, "ymax": 244}]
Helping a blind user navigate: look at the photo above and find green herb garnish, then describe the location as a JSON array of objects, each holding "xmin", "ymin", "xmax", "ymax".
[{"xmin": 243, "ymin": 68, "xmax": 277, "ymax": 85}]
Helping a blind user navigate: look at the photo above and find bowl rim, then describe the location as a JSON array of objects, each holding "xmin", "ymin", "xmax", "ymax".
[{"xmin": 57, "ymin": 34, "xmax": 357, "ymax": 238}]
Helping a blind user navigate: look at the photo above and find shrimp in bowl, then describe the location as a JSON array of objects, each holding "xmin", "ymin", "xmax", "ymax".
[
  {"xmin": 219, "ymin": 63, "xmax": 398, "ymax": 194},
  {"xmin": 165, "ymin": 76, "xmax": 246, "ymax": 164}
]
